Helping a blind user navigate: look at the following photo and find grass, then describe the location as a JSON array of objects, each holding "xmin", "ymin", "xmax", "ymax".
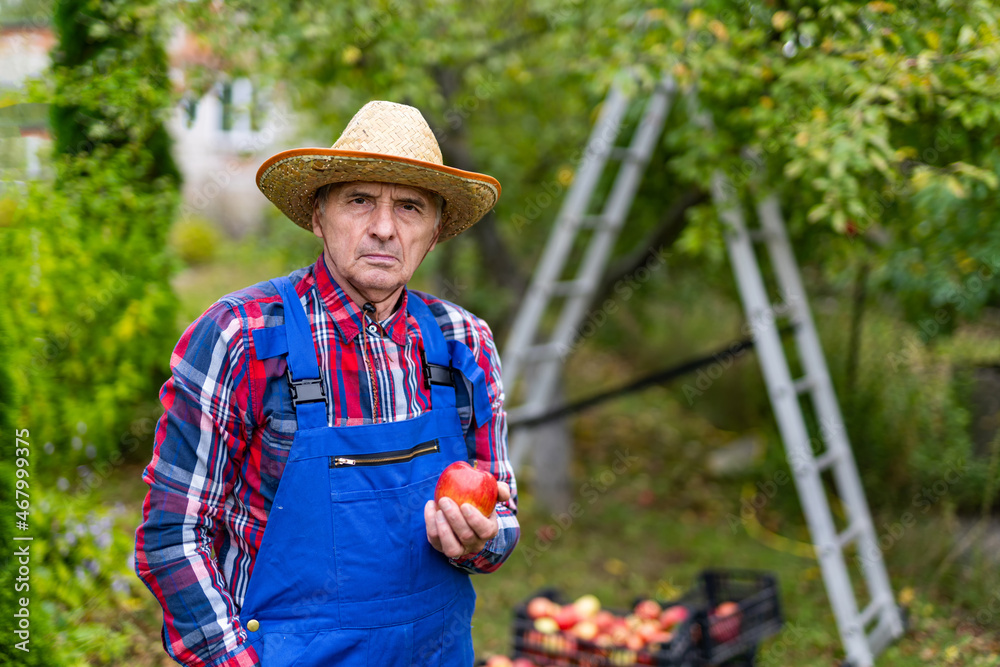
[
  {"xmin": 470, "ymin": 473, "xmax": 1000, "ymax": 666},
  {"xmin": 97, "ymin": 235, "xmax": 999, "ymax": 666},
  {"xmin": 100, "ymin": 456, "xmax": 999, "ymax": 666}
]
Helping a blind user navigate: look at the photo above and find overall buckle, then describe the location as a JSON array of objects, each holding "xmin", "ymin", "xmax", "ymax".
[
  {"xmin": 286, "ymin": 367, "xmax": 326, "ymax": 407},
  {"xmin": 424, "ymin": 363, "xmax": 455, "ymax": 387},
  {"xmin": 418, "ymin": 344, "xmax": 456, "ymax": 389}
]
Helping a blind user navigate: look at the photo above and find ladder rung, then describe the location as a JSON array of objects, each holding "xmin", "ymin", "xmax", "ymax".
[
  {"xmin": 548, "ymin": 279, "xmax": 589, "ymax": 297},
  {"xmin": 520, "ymin": 342, "xmax": 567, "ymax": 362},
  {"xmin": 858, "ymin": 597, "xmax": 886, "ymax": 628},
  {"xmin": 608, "ymin": 146, "xmax": 643, "ymax": 162},
  {"xmin": 867, "ymin": 609, "xmax": 903, "ymax": 655},
  {"xmin": 580, "ymin": 214, "xmax": 610, "ymax": 229},
  {"xmin": 793, "ymin": 376, "xmax": 815, "ymax": 394},
  {"xmin": 506, "ymin": 404, "xmax": 544, "ymax": 424},
  {"xmin": 837, "ymin": 522, "xmax": 863, "ymax": 548},
  {"xmin": 656, "ymin": 77, "xmax": 678, "ymax": 94},
  {"xmin": 813, "ymin": 450, "xmax": 840, "ymax": 473},
  {"xmin": 771, "ymin": 301, "xmax": 797, "ymax": 318}
]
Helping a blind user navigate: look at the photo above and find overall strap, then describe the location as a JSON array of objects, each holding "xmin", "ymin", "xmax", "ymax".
[
  {"xmin": 406, "ymin": 294, "xmax": 457, "ymax": 410},
  {"xmin": 407, "ymin": 295, "xmax": 493, "ymax": 427},
  {"xmin": 446, "ymin": 340, "xmax": 492, "ymax": 429},
  {"xmin": 269, "ymin": 277, "xmax": 327, "ymax": 429}
]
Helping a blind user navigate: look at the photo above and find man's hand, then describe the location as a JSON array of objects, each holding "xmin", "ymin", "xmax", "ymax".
[{"xmin": 424, "ymin": 482, "xmax": 511, "ymax": 559}]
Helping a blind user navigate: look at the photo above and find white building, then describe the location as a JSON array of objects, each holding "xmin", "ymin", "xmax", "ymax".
[{"xmin": 0, "ymin": 20, "xmax": 297, "ymax": 235}]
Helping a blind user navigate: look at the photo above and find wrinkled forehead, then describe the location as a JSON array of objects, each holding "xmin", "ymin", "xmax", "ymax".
[{"xmin": 322, "ymin": 181, "xmax": 439, "ymax": 205}]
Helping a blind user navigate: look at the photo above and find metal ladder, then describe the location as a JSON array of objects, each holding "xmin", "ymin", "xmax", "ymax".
[
  {"xmin": 502, "ymin": 77, "xmax": 904, "ymax": 666},
  {"xmin": 501, "ymin": 73, "xmax": 677, "ymax": 471},
  {"xmin": 712, "ymin": 180, "xmax": 904, "ymax": 666}
]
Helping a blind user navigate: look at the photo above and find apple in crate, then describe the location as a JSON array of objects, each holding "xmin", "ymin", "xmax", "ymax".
[
  {"xmin": 526, "ymin": 596, "xmax": 558, "ymax": 620},
  {"xmin": 609, "ymin": 622, "xmax": 630, "ymax": 645},
  {"xmin": 637, "ymin": 620, "xmax": 661, "ymax": 644},
  {"xmin": 659, "ymin": 605, "xmax": 689, "ymax": 630},
  {"xmin": 709, "ymin": 601, "xmax": 742, "ymax": 643},
  {"xmin": 554, "ymin": 604, "xmax": 580, "ymax": 631},
  {"xmin": 570, "ymin": 619, "xmax": 599, "ymax": 641},
  {"xmin": 594, "ymin": 610, "xmax": 617, "ymax": 633},
  {"xmin": 434, "ymin": 461, "xmax": 497, "ymax": 517},
  {"xmin": 534, "ymin": 617, "xmax": 559, "ymax": 634},
  {"xmin": 572, "ymin": 593, "xmax": 601, "ymax": 619},
  {"xmin": 634, "ymin": 599, "xmax": 662, "ymax": 621},
  {"xmin": 648, "ymin": 630, "xmax": 673, "ymax": 648}
]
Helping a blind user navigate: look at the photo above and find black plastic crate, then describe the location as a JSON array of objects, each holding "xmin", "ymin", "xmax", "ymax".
[
  {"xmin": 508, "ymin": 571, "xmax": 781, "ymax": 667},
  {"xmin": 511, "ymin": 588, "xmax": 699, "ymax": 666},
  {"xmin": 685, "ymin": 570, "xmax": 783, "ymax": 665}
]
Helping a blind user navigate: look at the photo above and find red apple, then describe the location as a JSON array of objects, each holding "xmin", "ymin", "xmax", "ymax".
[
  {"xmin": 554, "ymin": 604, "xmax": 581, "ymax": 631},
  {"xmin": 572, "ymin": 593, "xmax": 601, "ymax": 619},
  {"xmin": 485, "ymin": 657, "xmax": 513, "ymax": 667},
  {"xmin": 634, "ymin": 599, "xmax": 662, "ymax": 620},
  {"xmin": 610, "ymin": 649, "xmax": 637, "ymax": 666},
  {"xmin": 637, "ymin": 620, "xmax": 661, "ymax": 643},
  {"xmin": 594, "ymin": 610, "xmax": 617, "ymax": 633},
  {"xmin": 659, "ymin": 605, "xmax": 689, "ymax": 630},
  {"xmin": 512, "ymin": 660, "xmax": 536, "ymax": 667},
  {"xmin": 434, "ymin": 461, "xmax": 497, "ymax": 517},
  {"xmin": 526, "ymin": 596, "xmax": 558, "ymax": 619},
  {"xmin": 609, "ymin": 623, "xmax": 630, "ymax": 645},
  {"xmin": 625, "ymin": 633, "xmax": 645, "ymax": 651},
  {"xmin": 709, "ymin": 601, "xmax": 742, "ymax": 643},
  {"xmin": 570, "ymin": 619, "xmax": 598, "ymax": 640},
  {"xmin": 547, "ymin": 634, "xmax": 575, "ymax": 653},
  {"xmin": 648, "ymin": 630, "xmax": 673, "ymax": 647},
  {"xmin": 534, "ymin": 617, "xmax": 559, "ymax": 634}
]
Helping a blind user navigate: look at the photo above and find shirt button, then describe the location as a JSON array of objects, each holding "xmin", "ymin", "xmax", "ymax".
[
  {"xmin": 246, "ymin": 619, "xmax": 260, "ymax": 632},
  {"xmin": 368, "ymin": 324, "xmax": 378, "ymax": 335}
]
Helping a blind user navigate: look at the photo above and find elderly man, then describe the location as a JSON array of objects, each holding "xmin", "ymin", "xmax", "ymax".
[{"xmin": 135, "ymin": 101, "xmax": 519, "ymax": 666}]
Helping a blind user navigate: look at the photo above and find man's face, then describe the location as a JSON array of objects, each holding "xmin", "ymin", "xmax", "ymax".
[{"xmin": 311, "ymin": 181, "xmax": 441, "ymax": 305}]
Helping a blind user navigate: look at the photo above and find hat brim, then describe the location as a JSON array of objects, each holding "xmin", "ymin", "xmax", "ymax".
[{"xmin": 256, "ymin": 148, "xmax": 500, "ymax": 241}]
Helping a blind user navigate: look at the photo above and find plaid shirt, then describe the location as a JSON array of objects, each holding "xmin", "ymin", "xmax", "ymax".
[{"xmin": 134, "ymin": 255, "xmax": 519, "ymax": 667}]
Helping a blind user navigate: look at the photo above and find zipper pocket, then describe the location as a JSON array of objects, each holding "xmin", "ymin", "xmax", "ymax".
[{"xmin": 330, "ymin": 439, "xmax": 440, "ymax": 468}]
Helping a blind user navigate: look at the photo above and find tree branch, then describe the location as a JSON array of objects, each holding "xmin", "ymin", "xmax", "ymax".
[{"xmin": 431, "ymin": 66, "xmax": 529, "ymax": 301}]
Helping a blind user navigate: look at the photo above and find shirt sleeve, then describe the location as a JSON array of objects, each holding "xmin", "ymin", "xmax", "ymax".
[
  {"xmin": 448, "ymin": 314, "xmax": 520, "ymax": 574},
  {"xmin": 134, "ymin": 300, "xmax": 260, "ymax": 667}
]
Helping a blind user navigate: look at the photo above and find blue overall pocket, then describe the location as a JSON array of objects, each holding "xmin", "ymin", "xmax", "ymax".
[
  {"xmin": 251, "ymin": 627, "xmax": 368, "ymax": 667},
  {"xmin": 328, "ymin": 437, "xmax": 466, "ymax": 628}
]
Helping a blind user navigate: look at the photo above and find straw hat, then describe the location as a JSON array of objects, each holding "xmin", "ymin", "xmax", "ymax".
[{"xmin": 256, "ymin": 101, "xmax": 501, "ymax": 241}]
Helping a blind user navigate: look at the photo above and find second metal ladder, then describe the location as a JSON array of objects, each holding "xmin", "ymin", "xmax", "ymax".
[
  {"xmin": 713, "ymin": 179, "xmax": 905, "ymax": 665},
  {"xmin": 501, "ymin": 75, "xmax": 905, "ymax": 666},
  {"xmin": 502, "ymin": 73, "xmax": 677, "ymax": 470}
]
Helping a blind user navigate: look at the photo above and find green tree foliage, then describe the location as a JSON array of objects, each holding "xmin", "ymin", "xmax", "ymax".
[
  {"xmin": 631, "ymin": 1, "xmax": 1000, "ymax": 328},
  {"xmin": 3, "ymin": 0, "xmax": 181, "ymax": 474},
  {"xmin": 49, "ymin": 0, "xmax": 180, "ymax": 184},
  {"xmin": 0, "ymin": 313, "xmax": 60, "ymax": 666},
  {"xmin": 174, "ymin": 0, "xmax": 999, "ymax": 508},
  {"xmin": 177, "ymin": 0, "xmax": 1000, "ymax": 326},
  {"xmin": 176, "ymin": 0, "xmax": 608, "ymax": 325}
]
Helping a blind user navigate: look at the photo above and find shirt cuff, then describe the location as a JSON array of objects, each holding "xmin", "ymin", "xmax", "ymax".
[
  {"xmin": 207, "ymin": 642, "xmax": 260, "ymax": 667},
  {"xmin": 448, "ymin": 513, "xmax": 520, "ymax": 574}
]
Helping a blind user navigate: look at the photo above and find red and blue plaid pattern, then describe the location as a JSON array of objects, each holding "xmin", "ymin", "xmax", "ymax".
[{"xmin": 134, "ymin": 255, "xmax": 519, "ymax": 667}]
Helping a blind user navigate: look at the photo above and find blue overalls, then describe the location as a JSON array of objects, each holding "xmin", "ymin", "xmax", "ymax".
[{"xmin": 239, "ymin": 277, "xmax": 492, "ymax": 666}]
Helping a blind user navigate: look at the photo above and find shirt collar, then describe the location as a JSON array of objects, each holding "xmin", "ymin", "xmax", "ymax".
[{"xmin": 312, "ymin": 254, "xmax": 410, "ymax": 346}]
